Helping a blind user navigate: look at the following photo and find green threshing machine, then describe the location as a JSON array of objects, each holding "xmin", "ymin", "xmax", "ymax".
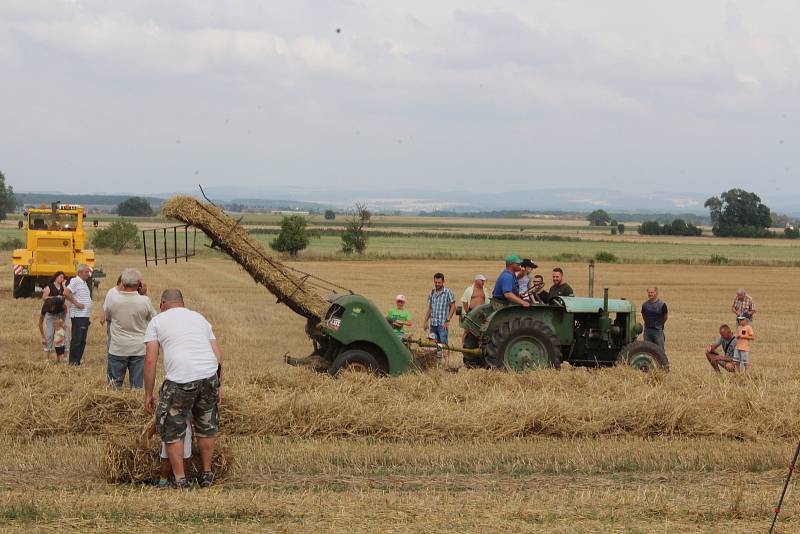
[{"xmin": 155, "ymin": 196, "xmax": 669, "ymax": 376}]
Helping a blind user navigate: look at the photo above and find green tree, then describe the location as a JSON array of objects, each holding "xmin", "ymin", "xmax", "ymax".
[
  {"xmin": 341, "ymin": 202, "xmax": 371, "ymax": 254},
  {"xmin": 638, "ymin": 221, "xmax": 662, "ymax": 235},
  {"xmin": 617, "ymin": 223, "xmax": 625, "ymax": 235},
  {"xmin": 324, "ymin": 209, "xmax": 336, "ymax": 220},
  {"xmin": 704, "ymin": 188, "xmax": 772, "ymax": 237},
  {"xmin": 92, "ymin": 219, "xmax": 141, "ymax": 254},
  {"xmin": 785, "ymin": 226, "xmax": 800, "ymax": 239},
  {"xmin": 586, "ymin": 209, "xmax": 610, "ymax": 226},
  {"xmin": 269, "ymin": 215, "xmax": 310, "ymax": 256},
  {"xmin": 0, "ymin": 170, "xmax": 16, "ymax": 221},
  {"xmin": 117, "ymin": 197, "xmax": 154, "ymax": 217}
]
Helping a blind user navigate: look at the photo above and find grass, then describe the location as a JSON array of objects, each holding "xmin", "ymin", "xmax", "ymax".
[{"xmin": 2, "ymin": 250, "xmax": 800, "ymax": 531}]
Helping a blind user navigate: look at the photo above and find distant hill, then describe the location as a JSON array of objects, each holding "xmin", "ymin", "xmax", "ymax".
[{"xmin": 15, "ymin": 193, "xmax": 164, "ymax": 209}]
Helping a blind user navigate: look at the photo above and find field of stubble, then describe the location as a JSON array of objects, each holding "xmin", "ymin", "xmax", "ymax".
[{"xmin": 2, "ymin": 253, "xmax": 800, "ymax": 533}]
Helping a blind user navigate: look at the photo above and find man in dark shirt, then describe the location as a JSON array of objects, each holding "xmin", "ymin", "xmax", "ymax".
[
  {"xmin": 524, "ymin": 274, "xmax": 549, "ymax": 304},
  {"xmin": 547, "ymin": 268, "xmax": 574, "ymax": 301},
  {"xmin": 641, "ymin": 286, "xmax": 668, "ymax": 350},
  {"xmin": 705, "ymin": 324, "xmax": 736, "ymax": 373},
  {"xmin": 492, "ymin": 255, "xmax": 530, "ymax": 309}
]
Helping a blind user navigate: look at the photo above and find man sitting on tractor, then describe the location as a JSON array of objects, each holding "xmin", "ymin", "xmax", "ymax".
[
  {"xmin": 491, "ymin": 255, "xmax": 530, "ymax": 310},
  {"xmin": 705, "ymin": 324, "xmax": 737, "ymax": 373},
  {"xmin": 547, "ymin": 267, "xmax": 574, "ymax": 301}
]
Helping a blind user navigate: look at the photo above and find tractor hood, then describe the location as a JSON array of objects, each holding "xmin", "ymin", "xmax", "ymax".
[{"xmin": 557, "ymin": 296, "xmax": 635, "ymax": 314}]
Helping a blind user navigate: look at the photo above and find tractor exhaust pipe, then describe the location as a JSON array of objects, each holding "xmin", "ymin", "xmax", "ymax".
[
  {"xmin": 588, "ymin": 260, "xmax": 595, "ymax": 298},
  {"xmin": 603, "ymin": 288, "xmax": 609, "ymax": 312}
]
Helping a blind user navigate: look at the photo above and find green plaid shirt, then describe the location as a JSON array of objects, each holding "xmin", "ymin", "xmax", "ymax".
[{"xmin": 427, "ymin": 287, "xmax": 454, "ymax": 327}]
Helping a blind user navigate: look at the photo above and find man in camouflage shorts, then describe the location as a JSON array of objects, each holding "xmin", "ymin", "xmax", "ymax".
[{"xmin": 144, "ymin": 289, "xmax": 223, "ymax": 488}]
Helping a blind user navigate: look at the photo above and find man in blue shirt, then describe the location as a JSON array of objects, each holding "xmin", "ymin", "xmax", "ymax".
[{"xmin": 491, "ymin": 255, "xmax": 531, "ymax": 309}]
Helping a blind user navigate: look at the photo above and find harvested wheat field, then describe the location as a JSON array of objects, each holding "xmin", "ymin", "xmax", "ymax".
[{"xmin": 2, "ymin": 252, "xmax": 800, "ymax": 532}]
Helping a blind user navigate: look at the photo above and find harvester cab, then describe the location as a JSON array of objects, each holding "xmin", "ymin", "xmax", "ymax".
[{"xmin": 12, "ymin": 202, "xmax": 104, "ymax": 298}]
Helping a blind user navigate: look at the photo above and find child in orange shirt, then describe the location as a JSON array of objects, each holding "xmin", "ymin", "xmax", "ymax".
[{"xmin": 734, "ymin": 316, "xmax": 755, "ymax": 371}]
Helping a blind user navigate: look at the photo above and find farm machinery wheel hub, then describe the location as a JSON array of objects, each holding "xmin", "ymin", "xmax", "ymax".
[
  {"xmin": 628, "ymin": 352, "xmax": 658, "ymax": 371},
  {"xmin": 505, "ymin": 337, "xmax": 549, "ymax": 371}
]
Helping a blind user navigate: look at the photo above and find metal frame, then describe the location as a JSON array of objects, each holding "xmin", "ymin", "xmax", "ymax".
[{"xmin": 142, "ymin": 224, "xmax": 197, "ymax": 266}]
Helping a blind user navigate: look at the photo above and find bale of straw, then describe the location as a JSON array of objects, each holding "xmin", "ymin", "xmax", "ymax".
[
  {"xmin": 162, "ymin": 195, "xmax": 329, "ymax": 321},
  {"xmin": 66, "ymin": 391, "xmax": 148, "ymax": 434},
  {"xmin": 102, "ymin": 430, "xmax": 234, "ymax": 484}
]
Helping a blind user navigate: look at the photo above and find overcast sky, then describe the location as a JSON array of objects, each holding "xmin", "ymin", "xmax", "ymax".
[{"xmin": 1, "ymin": 1, "xmax": 798, "ymax": 199}]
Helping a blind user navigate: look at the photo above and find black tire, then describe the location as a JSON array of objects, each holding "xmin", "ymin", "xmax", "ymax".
[
  {"xmin": 13, "ymin": 275, "xmax": 34, "ymax": 299},
  {"xmin": 462, "ymin": 333, "xmax": 486, "ymax": 369},
  {"xmin": 485, "ymin": 316, "xmax": 561, "ymax": 372},
  {"xmin": 330, "ymin": 349, "xmax": 384, "ymax": 377},
  {"xmin": 617, "ymin": 341, "xmax": 669, "ymax": 371}
]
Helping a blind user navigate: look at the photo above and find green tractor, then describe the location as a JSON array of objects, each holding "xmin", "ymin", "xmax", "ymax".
[
  {"xmin": 302, "ymin": 287, "xmax": 668, "ymax": 375},
  {"xmin": 458, "ymin": 288, "xmax": 668, "ymax": 372}
]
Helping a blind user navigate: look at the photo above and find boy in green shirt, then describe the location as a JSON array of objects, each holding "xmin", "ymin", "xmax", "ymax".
[{"xmin": 387, "ymin": 294, "xmax": 412, "ymax": 336}]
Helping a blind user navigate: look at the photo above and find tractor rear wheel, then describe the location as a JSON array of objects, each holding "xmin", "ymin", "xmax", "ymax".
[
  {"xmin": 13, "ymin": 275, "xmax": 34, "ymax": 299},
  {"xmin": 617, "ymin": 341, "xmax": 669, "ymax": 371},
  {"xmin": 330, "ymin": 349, "xmax": 384, "ymax": 377},
  {"xmin": 485, "ymin": 317, "xmax": 561, "ymax": 372}
]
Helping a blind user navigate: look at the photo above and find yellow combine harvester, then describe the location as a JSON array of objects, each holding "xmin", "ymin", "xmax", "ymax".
[{"xmin": 11, "ymin": 202, "xmax": 103, "ymax": 298}]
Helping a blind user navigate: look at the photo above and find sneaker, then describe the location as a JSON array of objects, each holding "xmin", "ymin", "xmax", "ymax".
[
  {"xmin": 157, "ymin": 478, "xmax": 170, "ymax": 489},
  {"xmin": 199, "ymin": 471, "xmax": 215, "ymax": 488},
  {"xmin": 172, "ymin": 477, "xmax": 190, "ymax": 489}
]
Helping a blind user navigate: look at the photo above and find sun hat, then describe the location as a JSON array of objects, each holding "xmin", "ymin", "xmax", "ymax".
[
  {"xmin": 521, "ymin": 258, "xmax": 537, "ymax": 268},
  {"xmin": 474, "ymin": 274, "xmax": 487, "ymax": 281},
  {"xmin": 395, "ymin": 294, "xmax": 406, "ymax": 302}
]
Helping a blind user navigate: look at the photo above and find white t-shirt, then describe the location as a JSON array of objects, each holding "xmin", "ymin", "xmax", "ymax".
[
  {"xmin": 67, "ymin": 276, "xmax": 92, "ymax": 318},
  {"xmin": 144, "ymin": 307, "xmax": 218, "ymax": 383}
]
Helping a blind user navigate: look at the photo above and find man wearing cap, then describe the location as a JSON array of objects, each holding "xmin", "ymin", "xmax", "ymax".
[
  {"xmin": 386, "ymin": 295, "xmax": 412, "ymax": 337},
  {"xmin": 491, "ymin": 255, "xmax": 531, "ymax": 309},
  {"xmin": 461, "ymin": 274, "xmax": 491, "ymax": 315},
  {"xmin": 517, "ymin": 259, "xmax": 537, "ymax": 297}
]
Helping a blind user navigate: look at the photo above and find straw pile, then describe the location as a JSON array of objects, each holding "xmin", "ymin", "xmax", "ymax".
[
  {"xmin": 65, "ymin": 391, "xmax": 148, "ymax": 434},
  {"xmin": 162, "ymin": 195, "xmax": 329, "ymax": 321},
  {"xmin": 102, "ymin": 431, "xmax": 234, "ymax": 484}
]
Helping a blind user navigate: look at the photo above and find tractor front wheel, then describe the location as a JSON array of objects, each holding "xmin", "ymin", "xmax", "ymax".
[
  {"xmin": 485, "ymin": 317, "xmax": 561, "ymax": 372},
  {"xmin": 13, "ymin": 275, "xmax": 34, "ymax": 299},
  {"xmin": 330, "ymin": 349, "xmax": 384, "ymax": 377},
  {"xmin": 617, "ymin": 341, "xmax": 669, "ymax": 371}
]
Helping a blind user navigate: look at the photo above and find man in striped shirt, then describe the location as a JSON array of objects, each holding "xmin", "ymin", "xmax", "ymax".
[
  {"xmin": 64, "ymin": 264, "xmax": 93, "ymax": 366},
  {"xmin": 731, "ymin": 288, "xmax": 756, "ymax": 324}
]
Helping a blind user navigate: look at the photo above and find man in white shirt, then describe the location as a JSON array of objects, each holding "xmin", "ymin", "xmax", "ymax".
[
  {"xmin": 105, "ymin": 268, "xmax": 157, "ymax": 390},
  {"xmin": 64, "ymin": 264, "xmax": 93, "ymax": 366},
  {"xmin": 144, "ymin": 289, "xmax": 223, "ymax": 489}
]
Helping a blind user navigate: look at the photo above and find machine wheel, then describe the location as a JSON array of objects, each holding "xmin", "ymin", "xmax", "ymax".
[
  {"xmin": 617, "ymin": 341, "xmax": 669, "ymax": 371},
  {"xmin": 330, "ymin": 349, "xmax": 384, "ymax": 377},
  {"xmin": 485, "ymin": 317, "xmax": 561, "ymax": 372},
  {"xmin": 462, "ymin": 333, "xmax": 486, "ymax": 369},
  {"xmin": 13, "ymin": 275, "xmax": 35, "ymax": 299}
]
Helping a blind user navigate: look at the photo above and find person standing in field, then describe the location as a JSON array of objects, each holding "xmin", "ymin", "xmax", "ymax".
[
  {"xmin": 641, "ymin": 287, "xmax": 668, "ymax": 351},
  {"xmin": 731, "ymin": 289, "xmax": 756, "ymax": 324},
  {"xmin": 705, "ymin": 324, "xmax": 737, "ymax": 373},
  {"xmin": 423, "ymin": 273, "xmax": 455, "ymax": 363},
  {"xmin": 144, "ymin": 289, "xmax": 223, "ymax": 489},
  {"xmin": 386, "ymin": 294, "xmax": 412, "ymax": 337},
  {"xmin": 547, "ymin": 267, "xmax": 574, "ymax": 301},
  {"xmin": 734, "ymin": 316, "xmax": 755, "ymax": 372},
  {"xmin": 491, "ymin": 255, "xmax": 530, "ymax": 309},
  {"xmin": 40, "ymin": 271, "xmax": 70, "ymax": 358},
  {"xmin": 64, "ymin": 264, "xmax": 93, "ymax": 366},
  {"xmin": 461, "ymin": 274, "xmax": 491, "ymax": 314},
  {"xmin": 105, "ymin": 268, "xmax": 158, "ymax": 390}
]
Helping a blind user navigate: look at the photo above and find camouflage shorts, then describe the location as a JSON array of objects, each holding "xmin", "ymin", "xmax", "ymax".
[{"xmin": 156, "ymin": 374, "xmax": 220, "ymax": 443}]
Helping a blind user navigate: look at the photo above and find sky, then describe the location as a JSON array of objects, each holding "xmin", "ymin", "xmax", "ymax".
[{"xmin": 1, "ymin": 0, "xmax": 799, "ymax": 202}]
